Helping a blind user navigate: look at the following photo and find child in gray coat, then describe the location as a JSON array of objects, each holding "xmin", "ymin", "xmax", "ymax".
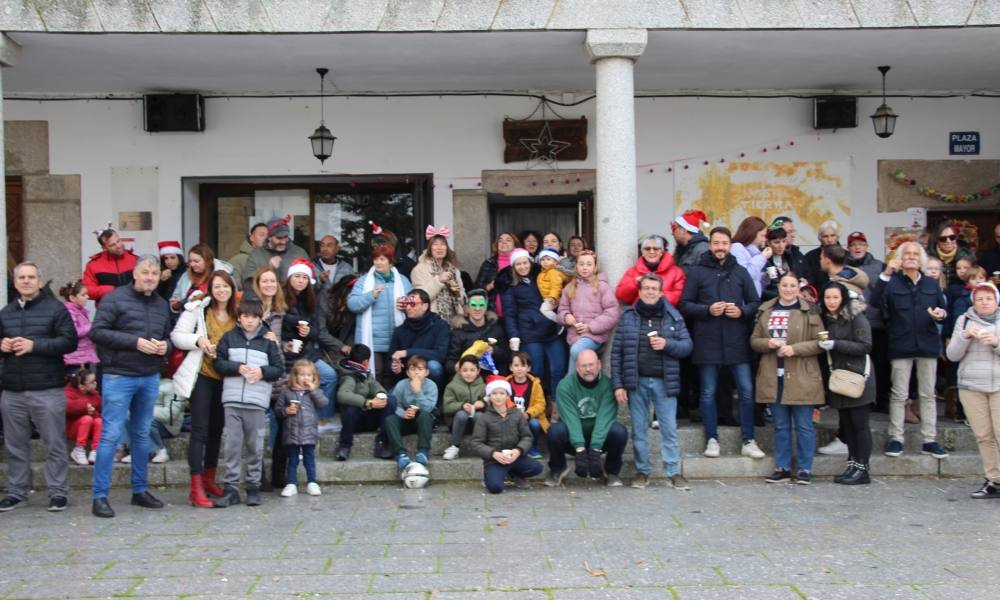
[{"xmin": 274, "ymin": 359, "xmax": 328, "ymax": 497}]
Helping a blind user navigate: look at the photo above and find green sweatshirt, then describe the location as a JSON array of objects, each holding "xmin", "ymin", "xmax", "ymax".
[
  {"xmin": 442, "ymin": 376, "xmax": 485, "ymax": 418},
  {"xmin": 555, "ymin": 373, "xmax": 619, "ymax": 450}
]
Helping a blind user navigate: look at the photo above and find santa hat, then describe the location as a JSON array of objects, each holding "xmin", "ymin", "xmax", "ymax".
[
  {"xmin": 537, "ymin": 248, "xmax": 560, "ymax": 263},
  {"xmin": 158, "ymin": 241, "xmax": 183, "ymax": 257},
  {"xmin": 484, "ymin": 375, "xmax": 512, "ymax": 397},
  {"xmin": 286, "ymin": 258, "xmax": 316, "ymax": 285},
  {"xmin": 673, "ymin": 209, "xmax": 711, "ymax": 234},
  {"xmin": 509, "ymin": 248, "xmax": 531, "ymax": 265}
]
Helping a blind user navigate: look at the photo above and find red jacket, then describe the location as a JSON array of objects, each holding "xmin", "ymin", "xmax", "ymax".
[
  {"xmin": 65, "ymin": 384, "xmax": 102, "ymax": 422},
  {"xmin": 615, "ymin": 253, "xmax": 686, "ymax": 307},
  {"xmin": 82, "ymin": 250, "xmax": 137, "ymax": 303}
]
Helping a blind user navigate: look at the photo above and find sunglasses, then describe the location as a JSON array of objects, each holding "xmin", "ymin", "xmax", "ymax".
[
  {"xmin": 939, "ymin": 235, "xmax": 957, "ymax": 242},
  {"xmin": 641, "ymin": 246, "xmax": 664, "ymax": 252}
]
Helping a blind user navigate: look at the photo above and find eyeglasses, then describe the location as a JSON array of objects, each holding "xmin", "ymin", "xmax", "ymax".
[
  {"xmin": 939, "ymin": 235, "xmax": 957, "ymax": 242},
  {"xmin": 641, "ymin": 246, "xmax": 664, "ymax": 252}
]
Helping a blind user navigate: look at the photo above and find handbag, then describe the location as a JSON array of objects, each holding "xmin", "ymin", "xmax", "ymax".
[{"xmin": 826, "ymin": 350, "xmax": 870, "ymax": 399}]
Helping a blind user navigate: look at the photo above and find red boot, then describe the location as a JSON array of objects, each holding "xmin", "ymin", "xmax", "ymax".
[
  {"xmin": 189, "ymin": 475, "xmax": 212, "ymax": 508},
  {"xmin": 202, "ymin": 467, "xmax": 224, "ymax": 498}
]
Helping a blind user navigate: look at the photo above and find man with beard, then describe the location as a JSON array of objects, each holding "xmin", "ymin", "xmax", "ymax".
[{"xmin": 243, "ymin": 215, "xmax": 311, "ymax": 282}]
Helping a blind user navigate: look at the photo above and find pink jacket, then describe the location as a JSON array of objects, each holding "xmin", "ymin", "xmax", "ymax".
[
  {"xmin": 557, "ymin": 277, "xmax": 621, "ymax": 346},
  {"xmin": 63, "ymin": 302, "xmax": 99, "ymax": 366}
]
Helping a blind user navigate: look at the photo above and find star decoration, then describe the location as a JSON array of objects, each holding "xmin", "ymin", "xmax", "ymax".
[{"xmin": 519, "ymin": 121, "xmax": 572, "ymax": 169}]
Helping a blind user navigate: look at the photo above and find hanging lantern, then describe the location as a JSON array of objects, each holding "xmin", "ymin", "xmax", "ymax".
[
  {"xmin": 309, "ymin": 68, "xmax": 337, "ymax": 163},
  {"xmin": 870, "ymin": 66, "xmax": 898, "ymax": 139}
]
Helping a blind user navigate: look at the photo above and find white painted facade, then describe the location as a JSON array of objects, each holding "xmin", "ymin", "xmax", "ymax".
[{"xmin": 6, "ymin": 92, "xmax": 1000, "ymax": 264}]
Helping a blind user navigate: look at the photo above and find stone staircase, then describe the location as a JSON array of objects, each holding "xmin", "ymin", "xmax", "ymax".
[{"xmin": 0, "ymin": 411, "xmax": 982, "ymax": 489}]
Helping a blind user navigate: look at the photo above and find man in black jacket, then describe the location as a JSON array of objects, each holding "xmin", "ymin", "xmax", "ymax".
[
  {"xmin": 680, "ymin": 227, "xmax": 764, "ymax": 460},
  {"xmin": 445, "ymin": 289, "xmax": 508, "ymax": 376},
  {"xmin": 89, "ymin": 255, "xmax": 173, "ymax": 518},
  {"xmin": 870, "ymin": 242, "xmax": 949, "ymax": 460},
  {"xmin": 388, "ymin": 289, "xmax": 450, "ymax": 389},
  {"xmin": 0, "ymin": 262, "xmax": 78, "ymax": 513}
]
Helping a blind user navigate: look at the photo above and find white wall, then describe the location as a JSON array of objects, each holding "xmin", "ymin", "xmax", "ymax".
[{"xmin": 6, "ymin": 94, "xmax": 1000, "ymax": 267}]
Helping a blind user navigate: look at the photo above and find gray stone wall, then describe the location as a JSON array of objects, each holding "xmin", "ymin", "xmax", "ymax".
[{"xmin": 2, "ymin": 0, "xmax": 996, "ymax": 32}]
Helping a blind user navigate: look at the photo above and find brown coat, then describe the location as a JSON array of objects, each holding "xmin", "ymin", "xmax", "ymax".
[{"xmin": 750, "ymin": 297, "xmax": 824, "ymax": 405}]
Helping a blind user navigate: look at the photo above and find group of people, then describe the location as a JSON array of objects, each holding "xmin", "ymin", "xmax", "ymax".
[{"xmin": 1, "ymin": 211, "xmax": 999, "ymax": 518}]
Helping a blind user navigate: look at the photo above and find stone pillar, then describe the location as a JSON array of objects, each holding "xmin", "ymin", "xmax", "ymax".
[
  {"xmin": 585, "ymin": 29, "xmax": 646, "ymax": 287},
  {"xmin": 0, "ymin": 34, "xmax": 23, "ymax": 305}
]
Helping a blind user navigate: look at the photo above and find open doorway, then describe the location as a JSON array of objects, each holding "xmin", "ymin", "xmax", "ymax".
[
  {"xmin": 928, "ymin": 209, "xmax": 1000, "ymax": 261},
  {"xmin": 488, "ymin": 192, "xmax": 594, "ymax": 249}
]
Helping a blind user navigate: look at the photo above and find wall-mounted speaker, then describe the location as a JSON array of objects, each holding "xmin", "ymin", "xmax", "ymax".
[
  {"xmin": 144, "ymin": 94, "xmax": 205, "ymax": 132},
  {"xmin": 813, "ymin": 96, "xmax": 857, "ymax": 130}
]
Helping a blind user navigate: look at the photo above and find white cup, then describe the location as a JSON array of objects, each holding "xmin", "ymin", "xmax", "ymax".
[{"xmin": 290, "ymin": 339, "xmax": 303, "ymax": 354}]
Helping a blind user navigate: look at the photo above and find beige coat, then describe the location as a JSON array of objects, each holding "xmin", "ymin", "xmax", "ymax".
[{"xmin": 750, "ymin": 297, "xmax": 824, "ymax": 405}]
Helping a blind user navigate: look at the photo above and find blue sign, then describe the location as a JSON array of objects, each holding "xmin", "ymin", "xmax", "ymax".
[{"xmin": 949, "ymin": 131, "xmax": 980, "ymax": 155}]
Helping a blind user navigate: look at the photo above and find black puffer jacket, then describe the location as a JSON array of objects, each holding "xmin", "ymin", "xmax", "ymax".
[
  {"xmin": 91, "ymin": 285, "xmax": 173, "ymax": 377},
  {"xmin": 445, "ymin": 312, "xmax": 509, "ymax": 374},
  {"xmin": 821, "ymin": 305, "xmax": 875, "ymax": 409},
  {"xmin": 0, "ymin": 295, "xmax": 78, "ymax": 391}
]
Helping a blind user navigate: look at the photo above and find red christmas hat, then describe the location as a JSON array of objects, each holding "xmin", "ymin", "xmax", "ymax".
[
  {"xmin": 673, "ymin": 209, "xmax": 711, "ymax": 233},
  {"xmin": 287, "ymin": 258, "xmax": 316, "ymax": 285},
  {"xmin": 484, "ymin": 375, "xmax": 512, "ymax": 397},
  {"xmin": 157, "ymin": 240, "xmax": 183, "ymax": 256}
]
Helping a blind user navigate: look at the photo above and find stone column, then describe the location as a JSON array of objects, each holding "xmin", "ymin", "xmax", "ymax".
[
  {"xmin": 0, "ymin": 34, "xmax": 23, "ymax": 305},
  {"xmin": 585, "ymin": 29, "xmax": 647, "ymax": 287}
]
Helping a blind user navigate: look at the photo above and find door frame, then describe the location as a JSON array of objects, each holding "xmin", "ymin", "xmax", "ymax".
[{"xmin": 486, "ymin": 192, "xmax": 594, "ymax": 246}]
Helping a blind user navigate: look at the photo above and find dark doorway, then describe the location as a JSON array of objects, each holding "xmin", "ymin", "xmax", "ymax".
[{"xmin": 488, "ymin": 192, "xmax": 594, "ymax": 249}]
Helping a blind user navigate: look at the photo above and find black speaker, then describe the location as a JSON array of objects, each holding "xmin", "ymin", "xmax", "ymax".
[
  {"xmin": 144, "ymin": 94, "xmax": 205, "ymax": 132},
  {"xmin": 813, "ymin": 96, "xmax": 857, "ymax": 130}
]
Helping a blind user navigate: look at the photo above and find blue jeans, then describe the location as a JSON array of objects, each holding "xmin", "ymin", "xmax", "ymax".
[
  {"xmin": 528, "ymin": 418, "xmax": 542, "ymax": 452},
  {"xmin": 286, "ymin": 444, "xmax": 317, "ymax": 485},
  {"xmin": 771, "ymin": 380, "xmax": 816, "ymax": 472},
  {"xmin": 426, "ymin": 360, "xmax": 444, "ymax": 391},
  {"xmin": 92, "ymin": 374, "xmax": 159, "ymax": 498},
  {"xmin": 628, "ymin": 377, "xmax": 681, "ymax": 477},
  {"xmin": 567, "ymin": 338, "xmax": 602, "ymax": 374},
  {"xmin": 525, "ymin": 338, "xmax": 568, "ymax": 393},
  {"xmin": 315, "ymin": 359, "xmax": 338, "ymax": 420},
  {"xmin": 698, "ymin": 363, "xmax": 756, "ymax": 442},
  {"xmin": 483, "ymin": 456, "xmax": 543, "ymax": 494}
]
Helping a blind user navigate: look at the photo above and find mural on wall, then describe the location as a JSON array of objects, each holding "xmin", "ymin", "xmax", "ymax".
[{"xmin": 674, "ymin": 161, "xmax": 850, "ymax": 247}]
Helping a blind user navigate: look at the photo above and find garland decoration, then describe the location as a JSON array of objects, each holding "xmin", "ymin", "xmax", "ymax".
[{"xmin": 892, "ymin": 168, "xmax": 1000, "ymax": 203}]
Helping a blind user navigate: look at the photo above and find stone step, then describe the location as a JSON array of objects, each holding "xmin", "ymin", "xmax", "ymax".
[
  {"xmin": 0, "ymin": 449, "xmax": 981, "ymax": 490},
  {"xmin": 5, "ymin": 417, "xmax": 978, "ymax": 463}
]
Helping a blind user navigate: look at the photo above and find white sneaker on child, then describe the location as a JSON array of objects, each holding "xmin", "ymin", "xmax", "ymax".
[
  {"xmin": 306, "ymin": 482, "xmax": 322, "ymax": 496},
  {"xmin": 87, "ymin": 450, "xmax": 96, "ymax": 464},
  {"xmin": 121, "ymin": 453, "xmax": 132, "ymax": 464},
  {"xmin": 442, "ymin": 445, "xmax": 460, "ymax": 460},
  {"xmin": 280, "ymin": 484, "xmax": 298, "ymax": 497},
  {"xmin": 70, "ymin": 446, "xmax": 89, "ymax": 466},
  {"xmin": 151, "ymin": 448, "xmax": 170, "ymax": 463}
]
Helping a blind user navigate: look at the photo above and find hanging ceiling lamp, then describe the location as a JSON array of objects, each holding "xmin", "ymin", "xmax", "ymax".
[
  {"xmin": 870, "ymin": 65, "xmax": 898, "ymax": 139},
  {"xmin": 309, "ymin": 68, "xmax": 336, "ymax": 163}
]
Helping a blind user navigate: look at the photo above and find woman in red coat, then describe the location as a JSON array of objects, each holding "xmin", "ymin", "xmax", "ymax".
[
  {"xmin": 65, "ymin": 368, "xmax": 102, "ymax": 465},
  {"xmin": 615, "ymin": 235, "xmax": 686, "ymax": 307}
]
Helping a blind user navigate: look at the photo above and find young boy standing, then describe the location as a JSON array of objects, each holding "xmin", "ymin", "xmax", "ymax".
[
  {"xmin": 506, "ymin": 352, "xmax": 549, "ymax": 458},
  {"xmin": 442, "ymin": 355, "xmax": 486, "ymax": 460},
  {"xmin": 469, "ymin": 376, "xmax": 543, "ymax": 493},
  {"xmin": 212, "ymin": 299, "xmax": 284, "ymax": 507}
]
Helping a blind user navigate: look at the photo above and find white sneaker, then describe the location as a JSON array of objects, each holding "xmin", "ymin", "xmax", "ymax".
[
  {"xmin": 651, "ymin": 420, "xmax": 660, "ymax": 430},
  {"xmin": 442, "ymin": 445, "xmax": 460, "ymax": 460},
  {"xmin": 742, "ymin": 440, "xmax": 766, "ymax": 459},
  {"xmin": 70, "ymin": 446, "xmax": 89, "ymax": 466},
  {"xmin": 280, "ymin": 484, "xmax": 298, "ymax": 497},
  {"xmin": 87, "ymin": 450, "xmax": 96, "ymax": 464},
  {"xmin": 151, "ymin": 448, "xmax": 170, "ymax": 464},
  {"xmin": 306, "ymin": 482, "xmax": 322, "ymax": 496},
  {"xmin": 818, "ymin": 438, "xmax": 849, "ymax": 455},
  {"xmin": 318, "ymin": 422, "xmax": 341, "ymax": 434},
  {"xmin": 704, "ymin": 438, "xmax": 720, "ymax": 458},
  {"xmin": 121, "ymin": 453, "xmax": 132, "ymax": 464}
]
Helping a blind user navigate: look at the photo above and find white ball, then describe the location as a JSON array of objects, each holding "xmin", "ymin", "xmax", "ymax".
[{"xmin": 402, "ymin": 463, "xmax": 430, "ymax": 489}]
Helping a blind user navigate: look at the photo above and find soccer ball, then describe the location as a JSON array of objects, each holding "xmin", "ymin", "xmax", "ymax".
[{"xmin": 402, "ymin": 463, "xmax": 430, "ymax": 489}]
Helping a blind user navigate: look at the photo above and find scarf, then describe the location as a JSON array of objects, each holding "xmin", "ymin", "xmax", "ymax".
[
  {"xmin": 936, "ymin": 245, "xmax": 957, "ymax": 264},
  {"xmin": 635, "ymin": 297, "xmax": 666, "ymax": 320},
  {"xmin": 974, "ymin": 308, "xmax": 1000, "ymax": 324},
  {"xmin": 428, "ymin": 259, "xmax": 464, "ymax": 323},
  {"xmin": 358, "ymin": 266, "xmax": 406, "ymax": 375},
  {"xmin": 495, "ymin": 251, "xmax": 511, "ymax": 316}
]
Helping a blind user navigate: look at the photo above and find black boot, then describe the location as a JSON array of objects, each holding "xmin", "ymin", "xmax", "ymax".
[
  {"xmin": 131, "ymin": 491, "xmax": 164, "ymax": 509},
  {"xmin": 245, "ymin": 487, "xmax": 262, "ymax": 507},
  {"xmin": 213, "ymin": 485, "xmax": 242, "ymax": 508},
  {"xmin": 841, "ymin": 462, "xmax": 870, "ymax": 485},
  {"xmin": 92, "ymin": 498, "xmax": 115, "ymax": 518},
  {"xmin": 834, "ymin": 460, "xmax": 857, "ymax": 484}
]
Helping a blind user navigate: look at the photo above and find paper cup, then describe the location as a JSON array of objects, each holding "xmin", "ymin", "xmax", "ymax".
[
  {"xmin": 290, "ymin": 339, "xmax": 303, "ymax": 353},
  {"xmin": 818, "ymin": 331, "xmax": 830, "ymax": 341}
]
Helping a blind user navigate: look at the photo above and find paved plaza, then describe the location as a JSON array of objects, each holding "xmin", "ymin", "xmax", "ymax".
[{"xmin": 0, "ymin": 476, "xmax": 996, "ymax": 599}]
